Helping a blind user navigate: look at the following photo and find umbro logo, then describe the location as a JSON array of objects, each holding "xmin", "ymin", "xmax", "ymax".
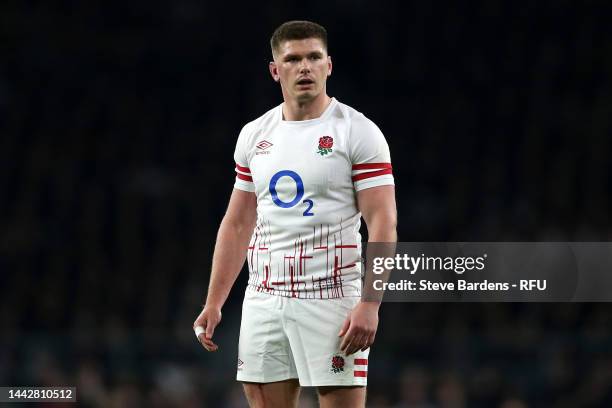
[
  {"xmin": 256, "ymin": 140, "xmax": 273, "ymax": 155},
  {"xmin": 256, "ymin": 140, "xmax": 273, "ymax": 150}
]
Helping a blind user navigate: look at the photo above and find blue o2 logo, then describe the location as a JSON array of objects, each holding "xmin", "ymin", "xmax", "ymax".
[
  {"xmin": 269, "ymin": 170, "xmax": 304, "ymax": 208},
  {"xmin": 269, "ymin": 170, "xmax": 315, "ymax": 216}
]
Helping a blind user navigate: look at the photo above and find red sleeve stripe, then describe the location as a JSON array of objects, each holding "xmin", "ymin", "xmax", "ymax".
[
  {"xmin": 236, "ymin": 172, "xmax": 253, "ymax": 182},
  {"xmin": 354, "ymin": 371, "xmax": 367, "ymax": 377},
  {"xmin": 352, "ymin": 168, "xmax": 393, "ymax": 182},
  {"xmin": 352, "ymin": 162, "xmax": 392, "ymax": 171},
  {"xmin": 354, "ymin": 358, "xmax": 368, "ymax": 365},
  {"xmin": 235, "ymin": 163, "xmax": 251, "ymax": 173}
]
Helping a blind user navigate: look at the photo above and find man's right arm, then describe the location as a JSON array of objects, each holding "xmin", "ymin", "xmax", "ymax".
[{"xmin": 194, "ymin": 188, "xmax": 257, "ymax": 351}]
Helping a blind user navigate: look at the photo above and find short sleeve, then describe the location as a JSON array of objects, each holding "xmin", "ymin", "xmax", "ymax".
[
  {"xmin": 349, "ymin": 114, "xmax": 394, "ymax": 191},
  {"xmin": 233, "ymin": 124, "xmax": 256, "ymax": 192}
]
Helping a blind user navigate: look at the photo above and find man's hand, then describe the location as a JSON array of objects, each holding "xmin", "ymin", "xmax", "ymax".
[
  {"xmin": 338, "ymin": 301, "xmax": 379, "ymax": 355},
  {"xmin": 193, "ymin": 306, "xmax": 222, "ymax": 352}
]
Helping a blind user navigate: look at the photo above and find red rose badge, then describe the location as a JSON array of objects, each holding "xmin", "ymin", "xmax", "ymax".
[
  {"xmin": 317, "ymin": 136, "xmax": 333, "ymax": 156},
  {"xmin": 331, "ymin": 355, "xmax": 345, "ymax": 373}
]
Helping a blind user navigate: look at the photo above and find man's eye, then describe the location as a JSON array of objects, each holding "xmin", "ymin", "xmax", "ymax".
[{"xmin": 309, "ymin": 55, "xmax": 321, "ymax": 60}]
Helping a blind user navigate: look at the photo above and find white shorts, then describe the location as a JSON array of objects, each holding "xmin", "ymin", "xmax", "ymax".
[{"xmin": 236, "ymin": 289, "xmax": 369, "ymax": 387}]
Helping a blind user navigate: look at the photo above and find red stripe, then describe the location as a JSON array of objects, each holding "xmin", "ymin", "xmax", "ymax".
[
  {"xmin": 337, "ymin": 245, "xmax": 358, "ymax": 249},
  {"xmin": 352, "ymin": 168, "xmax": 392, "ymax": 182},
  {"xmin": 235, "ymin": 163, "xmax": 251, "ymax": 173},
  {"xmin": 236, "ymin": 173, "xmax": 253, "ymax": 182},
  {"xmin": 354, "ymin": 371, "xmax": 367, "ymax": 377},
  {"xmin": 354, "ymin": 358, "xmax": 368, "ymax": 365},
  {"xmin": 352, "ymin": 162, "xmax": 392, "ymax": 170}
]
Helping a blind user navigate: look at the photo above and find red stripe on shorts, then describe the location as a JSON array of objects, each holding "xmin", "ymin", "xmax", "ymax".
[
  {"xmin": 354, "ymin": 358, "xmax": 368, "ymax": 365},
  {"xmin": 354, "ymin": 371, "xmax": 367, "ymax": 377}
]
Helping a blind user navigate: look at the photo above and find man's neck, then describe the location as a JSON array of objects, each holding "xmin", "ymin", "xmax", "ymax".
[{"xmin": 282, "ymin": 94, "xmax": 332, "ymax": 121}]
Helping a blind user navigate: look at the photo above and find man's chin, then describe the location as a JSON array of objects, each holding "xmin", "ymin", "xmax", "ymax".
[{"xmin": 295, "ymin": 91, "xmax": 317, "ymax": 103}]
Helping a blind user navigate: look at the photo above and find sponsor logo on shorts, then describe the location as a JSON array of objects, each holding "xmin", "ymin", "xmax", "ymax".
[
  {"xmin": 237, "ymin": 358, "xmax": 244, "ymax": 371},
  {"xmin": 330, "ymin": 355, "xmax": 345, "ymax": 373}
]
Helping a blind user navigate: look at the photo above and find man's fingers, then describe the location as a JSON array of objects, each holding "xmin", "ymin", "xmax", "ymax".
[
  {"xmin": 360, "ymin": 339, "xmax": 371, "ymax": 352},
  {"xmin": 198, "ymin": 334, "xmax": 218, "ymax": 351},
  {"xmin": 199, "ymin": 334, "xmax": 216, "ymax": 347},
  {"xmin": 338, "ymin": 315, "xmax": 350, "ymax": 337},
  {"xmin": 360, "ymin": 333, "xmax": 375, "ymax": 351},
  {"xmin": 346, "ymin": 342, "xmax": 356, "ymax": 355},
  {"xmin": 343, "ymin": 331, "xmax": 362, "ymax": 355},
  {"xmin": 342, "ymin": 339, "xmax": 353, "ymax": 354},
  {"xmin": 358, "ymin": 334, "xmax": 367, "ymax": 352},
  {"xmin": 196, "ymin": 334, "xmax": 209, "ymax": 350},
  {"xmin": 339, "ymin": 327, "xmax": 354, "ymax": 351},
  {"xmin": 350, "ymin": 334, "xmax": 366, "ymax": 355},
  {"xmin": 199, "ymin": 333, "xmax": 216, "ymax": 347},
  {"xmin": 345, "ymin": 335, "xmax": 358, "ymax": 355},
  {"xmin": 193, "ymin": 308, "xmax": 222, "ymax": 352},
  {"xmin": 348, "ymin": 331, "xmax": 375, "ymax": 354},
  {"xmin": 198, "ymin": 337, "xmax": 211, "ymax": 351},
  {"xmin": 194, "ymin": 320, "xmax": 218, "ymax": 352},
  {"xmin": 205, "ymin": 321, "xmax": 216, "ymax": 339}
]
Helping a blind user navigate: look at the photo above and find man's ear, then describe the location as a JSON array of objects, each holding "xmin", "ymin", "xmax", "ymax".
[
  {"xmin": 327, "ymin": 56, "xmax": 333, "ymax": 77},
  {"xmin": 269, "ymin": 61, "xmax": 280, "ymax": 82}
]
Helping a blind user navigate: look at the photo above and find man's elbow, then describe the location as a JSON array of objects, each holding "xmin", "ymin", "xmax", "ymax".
[
  {"xmin": 221, "ymin": 214, "xmax": 256, "ymax": 236},
  {"xmin": 366, "ymin": 210, "xmax": 397, "ymax": 237}
]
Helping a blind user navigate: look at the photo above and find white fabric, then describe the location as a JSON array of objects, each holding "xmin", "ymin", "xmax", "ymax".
[
  {"xmin": 233, "ymin": 98, "xmax": 394, "ymax": 298},
  {"xmin": 236, "ymin": 289, "xmax": 369, "ymax": 386},
  {"xmin": 194, "ymin": 326, "xmax": 205, "ymax": 338}
]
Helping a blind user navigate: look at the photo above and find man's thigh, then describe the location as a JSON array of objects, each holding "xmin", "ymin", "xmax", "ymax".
[
  {"xmin": 285, "ymin": 296, "xmax": 369, "ymax": 387},
  {"xmin": 242, "ymin": 379, "xmax": 301, "ymax": 408},
  {"xmin": 317, "ymin": 386, "xmax": 366, "ymax": 408},
  {"xmin": 237, "ymin": 291, "xmax": 299, "ymax": 383}
]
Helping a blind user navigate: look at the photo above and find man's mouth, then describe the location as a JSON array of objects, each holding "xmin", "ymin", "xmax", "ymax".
[{"xmin": 296, "ymin": 78, "xmax": 314, "ymax": 86}]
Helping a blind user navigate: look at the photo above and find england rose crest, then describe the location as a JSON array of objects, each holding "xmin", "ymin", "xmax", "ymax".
[
  {"xmin": 317, "ymin": 136, "xmax": 333, "ymax": 156},
  {"xmin": 331, "ymin": 355, "xmax": 345, "ymax": 373}
]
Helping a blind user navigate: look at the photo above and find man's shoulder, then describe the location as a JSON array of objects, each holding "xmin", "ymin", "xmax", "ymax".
[
  {"xmin": 240, "ymin": 104, "xmax": 280, "ymax": 136},
  {"xmin": 332, "ymin": 100, "xmax": 378, "ymax": 129},
  {"xmin": 331, "ymin": 101, "xmax": 383, "ymax": 140},
  {"xmin": 334, "ymin": 99, "xmax": 359, "ymax": 116}
]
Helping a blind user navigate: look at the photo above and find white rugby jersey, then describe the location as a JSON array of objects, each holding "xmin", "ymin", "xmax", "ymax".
[{"xmin": 234, "ymin": 98, "xmax": 393, "ymax": 299}]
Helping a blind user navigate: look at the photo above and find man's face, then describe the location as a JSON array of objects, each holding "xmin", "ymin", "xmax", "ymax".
[{"xmin": 270, "ymin": 38, "xmax": 332, "ymax": 103}]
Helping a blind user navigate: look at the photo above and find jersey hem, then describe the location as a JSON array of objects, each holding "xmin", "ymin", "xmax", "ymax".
[{"xmin": 245, "ymin": 284, "xmax": 362, "ymax": 299}]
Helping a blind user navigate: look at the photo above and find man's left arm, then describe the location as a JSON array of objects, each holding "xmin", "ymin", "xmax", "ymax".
[{"xmin": 339, "ymin": 185, "xmax": 397, "ymax": 355}]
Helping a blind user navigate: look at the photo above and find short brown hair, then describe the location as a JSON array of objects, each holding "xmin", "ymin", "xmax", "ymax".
[{"xmin": 270, "ymin": 20, "xmax": 328, "ymax": 57}]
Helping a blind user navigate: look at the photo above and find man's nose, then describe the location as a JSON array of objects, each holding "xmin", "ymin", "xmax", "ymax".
[{"xmin": 299, "ymin": 59, "xmax": 311, "ymax": 72}]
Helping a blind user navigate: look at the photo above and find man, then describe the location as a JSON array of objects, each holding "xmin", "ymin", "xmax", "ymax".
[{"xmin": 193, "ymin": 20, "xmax": 397, "ymax": 407}]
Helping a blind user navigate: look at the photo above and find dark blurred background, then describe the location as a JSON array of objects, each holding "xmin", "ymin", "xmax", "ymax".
[{"xmin": 1, "ymin": 0, "xmax": 612, "ymax": 406}]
